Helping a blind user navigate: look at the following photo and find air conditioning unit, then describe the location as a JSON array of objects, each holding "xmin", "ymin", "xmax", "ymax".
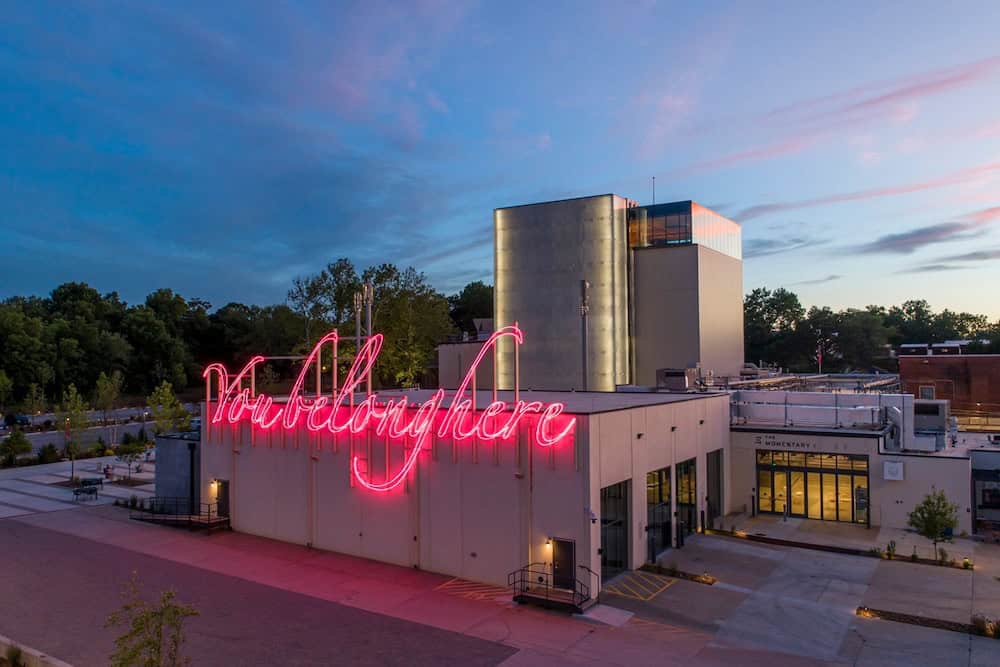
[{"xmin": 656, "ymin": 367, "xmax": 698, "ymax": 391}]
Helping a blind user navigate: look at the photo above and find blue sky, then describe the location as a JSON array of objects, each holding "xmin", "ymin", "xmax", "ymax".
[{"xmin": 2, "ymin": 1, "xmax": 999, "ymax": 317}]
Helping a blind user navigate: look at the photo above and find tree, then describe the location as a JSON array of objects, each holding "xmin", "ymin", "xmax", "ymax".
[
  {"xmin": 448, "ymin": 281, "xmax": 493, "ymax": 336},
  {"xmin": 743, "ymin": 287, "xmax": 805, "ymax": 368},
  {"xmin": 0, "ymin": 428, "xmax": 31, "ymax": 467},
  {"xmin": 95, "ymin": 370, "xmax": 125, "ymax": 447},
  {"xmin": 362, "ymin": 264, "xmax": 455, "ymax": 387},
  {"xmin": 148, "ymin": 381, "xmax": 190, "ymax": 435},
  {"xmin": 832, "ymin": 309, "xmax": 895, "ymax": 371},
  {"xmin": 0, "ymin": 369, "xmax": 12, "ymax": 413},
  {"xmin": 116, "ymin": 441, "xmax": 146, "ymax": 482},
  {"xmin": 908, "ymin": 488, "xmax": 958, "ymax": 561},
  {"xmin": 106, "ymin": 572, "xmax": 199, "ymax": 667},
  {"xmin": 58, "ymin": 384, "xmax": 89, "ymax": 480},
  {"xmin": 22, "ymin": 382, "xmax": 46, "ymax": 417}
]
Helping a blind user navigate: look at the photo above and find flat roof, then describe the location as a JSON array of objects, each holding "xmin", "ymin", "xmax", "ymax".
[{"xmin": 373, "ymin": 389, "xmax": 725, "ymax": 415}]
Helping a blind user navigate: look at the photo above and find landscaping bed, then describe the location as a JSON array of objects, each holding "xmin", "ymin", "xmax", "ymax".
[
  {"xmin": 705, "ymin": 528, "xmax": 973, "ymax": 570},
  {"xmin": 109, "ymin": 477, "xmax": 150, "ymax": 487},
  {"xmin": 640, "ymin": 563, "xmax": 716, "ymax": 585}
]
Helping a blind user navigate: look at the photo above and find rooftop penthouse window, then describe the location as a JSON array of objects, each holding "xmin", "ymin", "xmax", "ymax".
[{"xmin": 628, "ymin": 201, "xmax": 741, "ymax": 259}]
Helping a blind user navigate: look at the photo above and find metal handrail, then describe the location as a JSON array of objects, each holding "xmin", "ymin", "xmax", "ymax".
[
  {"xmin": 507, "ymin": 563, "xmax": 591, "ymax": 609},
  {"xmin": 130, "ymin": 496, "xmax": 224, "ymax": 528}
]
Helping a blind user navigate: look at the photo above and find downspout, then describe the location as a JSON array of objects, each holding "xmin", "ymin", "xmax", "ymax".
[{"xmin": 187, "ymin": 440, "xmax": 196, "ymax": 515}]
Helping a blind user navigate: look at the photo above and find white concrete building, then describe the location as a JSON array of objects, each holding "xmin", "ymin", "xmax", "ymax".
[
  {"xmin": 198, "ymin": 380, "xmax": 730, "ymax": 602},
  {"xmin": 730, "ymin": 390, "xmax": 974, "ymax": 533}
]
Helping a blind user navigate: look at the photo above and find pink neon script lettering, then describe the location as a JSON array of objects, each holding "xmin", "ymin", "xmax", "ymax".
[{"xmin": 202, "ymin": 325, "xmax": 577, "ymax": 492}]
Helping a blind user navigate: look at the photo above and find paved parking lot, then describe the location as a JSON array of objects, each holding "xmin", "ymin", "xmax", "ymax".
[
  {"xmin": 3, "ymin": 496, "xmax": 1000, "ymax": 666},
  {"xmin": 602, "ymin": 534, "xmax": 1000, "ymax": 666}
]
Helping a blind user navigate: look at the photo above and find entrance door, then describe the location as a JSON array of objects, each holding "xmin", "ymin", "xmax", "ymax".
[
  {"xmin": 217, "ymin": 480, "xmax": 230, "ymax": 517},
  {"xmin": 601, "ymin": 480, "xmax": 630, "ymax": 580},
  {"xmin": 646, "ymin": 468, "xmax": 671, "ymax": 562},
  {"xmin": 676, "ymin": 458, "xmax": 697, "ymax": 535},
  {"xmin": 789, "ymin": 471, "xmax": 805, "ymax": 517},
  {"xmin": 773, "ymin": 471, "xmax": 787, "ymax": 515},
  {"xmin": 706, "ymin": 450, "xmax": 723, "ymax": 530},
  {"xmin": 552, "ymin": 539, "xmax": 575, "ymax": 590}
]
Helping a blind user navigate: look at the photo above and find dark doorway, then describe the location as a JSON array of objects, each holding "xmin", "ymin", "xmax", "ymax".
[
  {"xmin": 646, "ymin": 467, "xmax": 671, "ymax": 562},
  {"xmin": 706, "ymin": 450, "xmax": 723, "ymax": 530},
  {"xmin": 600, "ymin": 480, "xmax": 630, "ymax": 580},
  {"xmin": 217, "ymin": 480, "xmax": 230, "ymax": 518},
  {"xmin": 551, "ymin": 539, "xmax": 575, "ymax": 590},
  {"xmin": 676, "ymin": 458, "xmax": 696, "ymax": 536}
]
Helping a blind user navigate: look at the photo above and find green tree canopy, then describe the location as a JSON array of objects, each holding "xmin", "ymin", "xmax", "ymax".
[
  {"xmin": 148, "ymin": 381, "xmax": 190, "ymax": 434},
  {"xmin": 907, "ymin": 488, "xmax": 959, "ymax": 561},
  {"xmin": 0, "ymin": 428, "xmax": 31, "ymax": 467},
  {"xmin": 448, "ymin": 281, "xmax": 493, "ymax": 336}
]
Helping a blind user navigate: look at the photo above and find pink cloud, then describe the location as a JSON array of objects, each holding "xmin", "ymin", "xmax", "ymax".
[{"xmin": 737, "ymin": 160, "xmax": 1000, "ymax": 221}]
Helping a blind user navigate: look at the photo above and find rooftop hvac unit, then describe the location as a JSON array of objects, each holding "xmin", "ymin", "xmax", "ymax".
[{"xmin": 656, "ymin": 367, "xmax": 698, "ymax": 391}]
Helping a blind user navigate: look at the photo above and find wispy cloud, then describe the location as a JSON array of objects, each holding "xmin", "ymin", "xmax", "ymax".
[
  {"xmin": 936, "ymin": 248, "xmax": 1000, "ymax": 262},
  {"xmin": 675, "ymin": 56, "xmax": 1000, "ymax": 175},
  {"xmin": 894, "ymin": 264, "xmax": 970, "ymax": 275},
  {"xmin": 854, "ymin": 206, "xmax": 1000, "ymax": 255},
  {"xmin": 744, "ymin": 236, "xmax": 823, "ymax": 259},
  {"xmin": 736, "ymin": 163, "xmax": 1000, "ymax": 221},
  {"xmin": 762, "ymin": 56, "xmax": 1000, "ymax": 132},
  {"xmin": 789, "ymin": 274, "xmax": 842, "ymax": 286}
]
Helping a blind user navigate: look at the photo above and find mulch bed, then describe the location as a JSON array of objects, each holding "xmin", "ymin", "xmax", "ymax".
[
  {"xmin": 705, "ymin": 528, "xmax": 972, "ymax": 570},
  {"xmin": 856, "ymin": 606, "xmax": 977, "ymax": 635},
  {"xmin": 109, "ymin": 477, "xmax": 150, "ymax": 488},
  {"xmin": 640, "ymin": 563, "xmax": 717, "ymax": 585}
]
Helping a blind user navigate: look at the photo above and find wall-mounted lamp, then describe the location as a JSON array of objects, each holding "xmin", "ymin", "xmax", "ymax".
[
  {"xmin": 699, "ymin": 419, "xmax": 705, "ymax": 425},
  {"xmin": 545, "ymin": 538, "xmax": 552, "ymax": 548},
  {"xmin": 636, "ymin": 432, "xmax": 644, "ymax": 440},
  {"xmin": 670, "ymin": 426, "xmax": 677, "ymax": 432}
]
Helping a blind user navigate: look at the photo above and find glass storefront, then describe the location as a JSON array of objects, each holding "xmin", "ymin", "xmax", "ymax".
[
  {"xmin": 628, "ymin": 201, "xmax": 741, "ymax": 259},
  {"xmin": 676, "ymin": 458, "xmax": 697, "ymax": 534},
  {"xmin": 756, "ymin": 450, "xmax": 868, "ymax": 525},
  {"xmin": 646, "ymin": 467, "xmax": 671, "ymax": 562},
  {"xmin": 601, "ymin": 480, "xmax": 631, "ymax": 580}
]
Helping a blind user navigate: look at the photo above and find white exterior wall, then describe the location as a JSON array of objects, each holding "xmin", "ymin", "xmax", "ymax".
[
  {"xmin": 200, "ymin": 394, "xmax": 730, "ymax": 587},
  {"xmin": 587, "ymin": 394, "xmax": 731, "ymax": 571},
  {"xmin": 730, "ymin": 429, "xmax": 972, "ymax": 533},
  {"xmin": 201, "ymin": 406, "xmax": 596, "ymax": 587}
]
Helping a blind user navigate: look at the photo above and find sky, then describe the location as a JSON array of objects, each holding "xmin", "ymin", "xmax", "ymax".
[{"xmin": 1, "ymin": 1, "xmax": 999, "ymax": 318}]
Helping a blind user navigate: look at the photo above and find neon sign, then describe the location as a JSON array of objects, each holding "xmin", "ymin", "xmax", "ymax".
[{"xmin": 202, "ymin": 326, "xmax": 576, "ymax": 492}]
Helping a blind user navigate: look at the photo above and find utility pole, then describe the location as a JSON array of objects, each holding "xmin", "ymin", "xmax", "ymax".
[
  {"xmin": 580, "ymin": 279, "xmax": 590, "ymax": 391},
  {"xmin": 652, "ymin": 176, "xmax": 656, "ymax": 205},
  {"xmin": 364, "ymin": 282, "xmax": 373, "ymax": 395}
]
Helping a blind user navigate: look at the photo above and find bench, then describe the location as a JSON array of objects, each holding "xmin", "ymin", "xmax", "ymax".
[
  {"xmin": 73, "ymin": 486, "xmax": 98, "ymax": 500},
  {"xmin": 81, "ymin": 477, "xmax": 104, "ymax": 488}
]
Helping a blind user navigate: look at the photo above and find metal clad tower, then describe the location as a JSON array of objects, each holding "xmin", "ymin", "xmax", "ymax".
[{"xmin": 495, "ymin": 194, "xmax": 632, "ymax": 391}]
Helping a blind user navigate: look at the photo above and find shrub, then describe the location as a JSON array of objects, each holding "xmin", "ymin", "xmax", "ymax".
[
  {"xmin": 121, "ymin": 432, "xmax": 134, "ymax": 446},
  {"xmin": 886, "ymin": 540, "xmax": 896, "ymax": 559},
  {"xmin": 37, "ymin": 443, "xmax": 60, "ymax": 464},
  {"xmin": 868, "ymin": 547, "xmax": 883, "ymax": 558},
  {"xmin": 963, "ymin": 557, "xmax": 973, "ymax": 570},
  {"xmin": 972, "ymin": 614, "xmax": 998, "ymax": 638}
]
